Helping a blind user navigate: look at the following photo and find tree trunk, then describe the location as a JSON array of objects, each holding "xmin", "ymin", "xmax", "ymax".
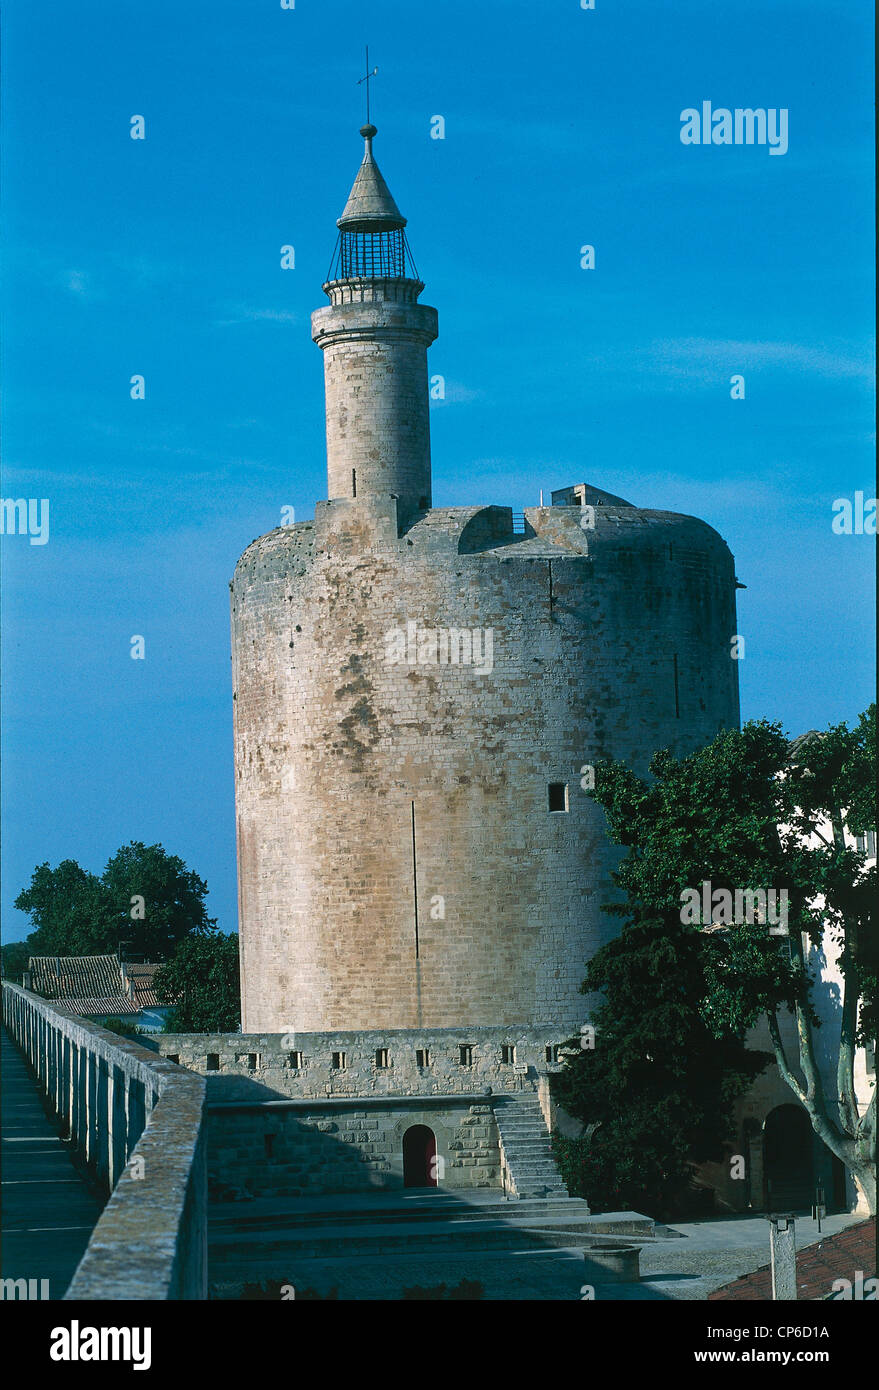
[{"xmin": 767, "ymin": 1009, "xmax": 876, "ymax": 1216}]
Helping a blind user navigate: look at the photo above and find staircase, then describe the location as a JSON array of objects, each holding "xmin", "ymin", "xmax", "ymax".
[{"xmin": 494, "ymin": 1094, "xmax": 571, "ymax": 1201}]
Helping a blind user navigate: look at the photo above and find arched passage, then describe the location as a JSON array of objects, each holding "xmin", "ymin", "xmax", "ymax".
[
  {"xmin": 403, "ymin": 1124, "xmax": 437, "ymax": 1188},
  {"xmin": 763, "ymin": 1104, "xmax": 814, "ymax": 1211}
]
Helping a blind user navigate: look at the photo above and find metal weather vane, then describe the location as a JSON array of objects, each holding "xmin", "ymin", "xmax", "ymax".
[{"xmin": 357, "ymin": 46, "xmax": 378, "ymax": 125}]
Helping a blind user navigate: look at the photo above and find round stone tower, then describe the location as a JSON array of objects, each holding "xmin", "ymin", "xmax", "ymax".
[{"xmin": 230, "ymin": 128, "xmax": 741, "ymax": 1035}]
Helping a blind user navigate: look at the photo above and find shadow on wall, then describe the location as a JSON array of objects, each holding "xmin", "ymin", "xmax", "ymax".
[
  {"xmin": 208, "ymin": 1109, "xmax": 388, "ymax": 1199},
  {"xmin": 205, "ymin": 1082, "xmax": 492, "ymax": 1199}
]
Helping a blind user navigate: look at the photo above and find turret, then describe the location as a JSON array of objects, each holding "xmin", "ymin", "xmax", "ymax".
[{"xmin": 311, "ymin": 126, "xmax": 438, "ymax": 523}]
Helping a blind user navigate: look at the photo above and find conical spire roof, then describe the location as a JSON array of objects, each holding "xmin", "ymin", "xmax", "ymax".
[{"xmin": 337, "ymin": 125, "xmax": 407, "ymax": 231}]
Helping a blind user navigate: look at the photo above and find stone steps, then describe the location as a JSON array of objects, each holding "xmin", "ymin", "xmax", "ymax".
[
  {"xmin": 493, "ymin": 1096, "xmax": 571, "ymax": 1202},
  {"xmin": 209, "ymin": 1211, "xmax": 653, "ymax": 1265},
  {"xmin": 209, "ymin": 1194, "xmax": 587, "ymax": 1233}
]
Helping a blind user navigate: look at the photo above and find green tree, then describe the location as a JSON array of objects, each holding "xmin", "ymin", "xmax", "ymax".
[
  {"xmin": 154, "ymin": 932, "xmax": 241, "ymax": 1033},
  {"xmin": 0, "ymin": 940, "xmax": 32, "ymax": 984},
  {"xmin": 101, "ymin": 842, "xmax": 216, "ymax": 958},
  {"xmin": 13, "ymin": 859, "xmax": 114, "ymax": 957},
  {"xmin": 551, "ymin": 909, "xmax": 769, "ymax": 1216},
  {"xmin": 13, "ymin": 842, "xmax": 216, "ymax": 963},
  {"xmin": 555, "ymin": 709, "xmax": 876, "ymax": 1214}
]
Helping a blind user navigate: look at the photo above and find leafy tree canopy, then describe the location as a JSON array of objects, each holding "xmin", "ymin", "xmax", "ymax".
[
  {"xmin": 154, "ymin": 932, "xmax": 241, "ymax": 1033},
  {"xmin": 553, "ymin": 708, "xmax": 876, "ymax": 1216},
  {"xmin": 12, "ymin": 841, "xmax": 216, "ymax": 963}
]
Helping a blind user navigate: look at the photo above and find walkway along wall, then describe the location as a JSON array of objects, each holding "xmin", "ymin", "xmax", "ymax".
[{"xmin": 2, "ymin": 982, "xmax": 207, "ymax": 1300}]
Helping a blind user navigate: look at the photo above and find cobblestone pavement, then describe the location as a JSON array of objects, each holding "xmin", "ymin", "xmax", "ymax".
[{"xmin": 212, "ymin": 1212, "xmax": 865, "ymax": 1302}]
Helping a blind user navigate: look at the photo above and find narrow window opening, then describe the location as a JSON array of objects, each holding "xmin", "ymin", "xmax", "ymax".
[
  {"xmin": 206, "ymin": 1053, "xmax": 219, "ymax": 1071},
  {"xmin": 548, "ymin": 782, "xmax": 569, "ymax": 813},
  {"xmin": 375, "ymin": 1047, "xmax": 390, "ymax": 1069},
  {"xmin": 352, "ymin": 468, "xmax": 357, "ymax": 498},
  {"xmin": 416, "ymin": 1048, "xmax": 430, "ymax": 1068},
  {"xmin": 458, "ymin": 1044, "xmax": 474, "ymax": 1067},
  {"xmin": 545, "ymin": 1045, "xmax": 560, "ymax": 1065},
  {"xmin": 288, "ymin": 1050, "xmax": 303, "ymax": 1070},
  {"xmin": 332, "ymin": 1051, "xmax": 347, "ymax": 1070},
  {"xmin": 167, "ymin": 1054, "xmax": 180, "ymax": 1066},
  {"xmin": 501, "ymin": 1045, "xmax": 516, "ymax": 1065}
]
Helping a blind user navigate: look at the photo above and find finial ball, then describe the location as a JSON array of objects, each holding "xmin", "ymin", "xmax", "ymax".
[{"xmin": 360, "ymin": 123, "xmax": 378, "ymax": 139}]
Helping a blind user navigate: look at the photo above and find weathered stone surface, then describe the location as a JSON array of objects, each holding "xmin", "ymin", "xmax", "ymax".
[
  {"xmin": 231, "ymin": 502, "xmax": 739, "ymax": 1035},
  {"xmin": 2, "ymin": 984, "xmax": 207, "ymax": 1301}
]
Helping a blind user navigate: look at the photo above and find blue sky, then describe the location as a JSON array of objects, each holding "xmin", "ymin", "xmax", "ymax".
[{"xmin": 2, "ymin": 0, "xmax": 874, "ymax": 943}]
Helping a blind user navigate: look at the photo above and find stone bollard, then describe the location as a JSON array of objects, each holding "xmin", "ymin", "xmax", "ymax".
[{"xmin": 769, "ymin": 1213, "xmax": 797, "ymax": 1300}]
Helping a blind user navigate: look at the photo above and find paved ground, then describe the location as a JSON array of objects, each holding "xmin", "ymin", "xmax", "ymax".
[
  {"xmin": 1, "ymin": 1028, "xmax": 104, "ymax": 1299},
  {"xmin": 210, "ymin": 1196, "xmax": 865, "ymax": 1301}
]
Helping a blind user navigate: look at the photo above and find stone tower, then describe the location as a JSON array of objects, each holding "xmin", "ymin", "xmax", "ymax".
[
  {"xmin": 231, "ymin": 127, "xmax": 741, "ymax": 1035},
  {"xmin": 311, "ymin": 123, "xmax": 438, "ymax": 520}
]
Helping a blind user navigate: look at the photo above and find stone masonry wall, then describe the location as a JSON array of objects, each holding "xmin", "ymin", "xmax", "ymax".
[
  {"xmin": 207, "ymin": 1098, "xmax": 499, "ymax": 1197},
  {"xmin": 156, "ymin": 1027, "xmax": 565, "ymax": 1100},
  {"xmin": 231, "ymin": 500, "xmax": 740, "ymax": 1034},
  {"xmin": 311, "ymin": 292, "xmax": 438, "ymax": 517}
]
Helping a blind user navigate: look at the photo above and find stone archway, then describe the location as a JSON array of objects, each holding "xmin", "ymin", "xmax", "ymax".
[
  {"xmin": 763, "ymin": 1104, "xmax": 814, "ymax": 1211},
  {"xmin": 402, "ymin": 1124, "xmax": 437, "ymax": 1188}
]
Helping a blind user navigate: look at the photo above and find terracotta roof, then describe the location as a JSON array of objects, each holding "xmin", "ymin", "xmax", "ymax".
[
  {"xmin": 54, "ymin": 995, "xmax": 141, "ymax": 1018},
  {"xmin": 29, "ymin": 955, "xmax": 166, "ymax": 1017},
  {"xmin": 30, "ymin": 955, "xmax": 122, "ymax": 1000},
  {"xmin": 708, "ymin": 1219, "xmax": 876, "ymax": 1301},
  {"xmin": 121, "ymin": 961, "xmax": 162, "ymax": 1008}
]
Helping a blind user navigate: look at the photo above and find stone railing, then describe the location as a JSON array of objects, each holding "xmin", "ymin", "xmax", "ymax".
[{"xmin": 2, "ymin": 982, "xmax": 207, "ymax": 1300}]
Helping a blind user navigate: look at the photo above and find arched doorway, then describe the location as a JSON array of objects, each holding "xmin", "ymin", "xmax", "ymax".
[
  {"xmin": 764, "ymin": 1105, "xmax": 814, "ymax": 1211},
  {"xmin": 403, "ymin": 1124, "xmax": 438, "ymax": 1188}
]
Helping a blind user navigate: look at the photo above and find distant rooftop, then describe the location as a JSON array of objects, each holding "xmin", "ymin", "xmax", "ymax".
[{"xmin": 28, "ymin": 954, "xmax": 164, "ymax": 1017}]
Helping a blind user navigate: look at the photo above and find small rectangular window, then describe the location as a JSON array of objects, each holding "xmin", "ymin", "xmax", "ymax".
[
  {"xmin": 332, "ymin": 1051, "xmax": 347, "ymax": 1070},
  {"xmin": 375, "ymin": 1048, "xmax": 390, "ymax": 1069},
  {"xmin": 167, "ymin": 1054, "xmax": 180, "ymax": 1066},
  {"xmin": 206, "ymin": 1053, "xmax": 220, "ymax": 1071},
  {"xmin": 545, "ymin": 1045, "xmax": 560, "ymax": 1065},
  {"xmin": 501, "ymin": 1045, "xmax": 516, "ymax": 1065},
  {"xmin": 289, "ymin": 1051, "xmax": 303, "ymax": 1070},
  {"xmin": 416, "ymin": 1048, "xmax": 430, "ymax": 1068},
  {"xmin": 458, "ymin": 1044, "xmax": 474, "ymax": 1067},
  {"xmin": 237, "ymin": 1053, "xmax": 258, "ymax": 1070},
  {"xmin": 548, "ymin": 782, "xmax": 568, "ymax": 813}
]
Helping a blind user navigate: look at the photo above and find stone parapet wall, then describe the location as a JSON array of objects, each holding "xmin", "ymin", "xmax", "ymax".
[
  {"xmin": 2, "ymin": 983, "xmax": 207, "ymax": 1300},
  {"xmin": 156, "ymin": 1026, "xmax": 567, "ymax": 1102}
]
